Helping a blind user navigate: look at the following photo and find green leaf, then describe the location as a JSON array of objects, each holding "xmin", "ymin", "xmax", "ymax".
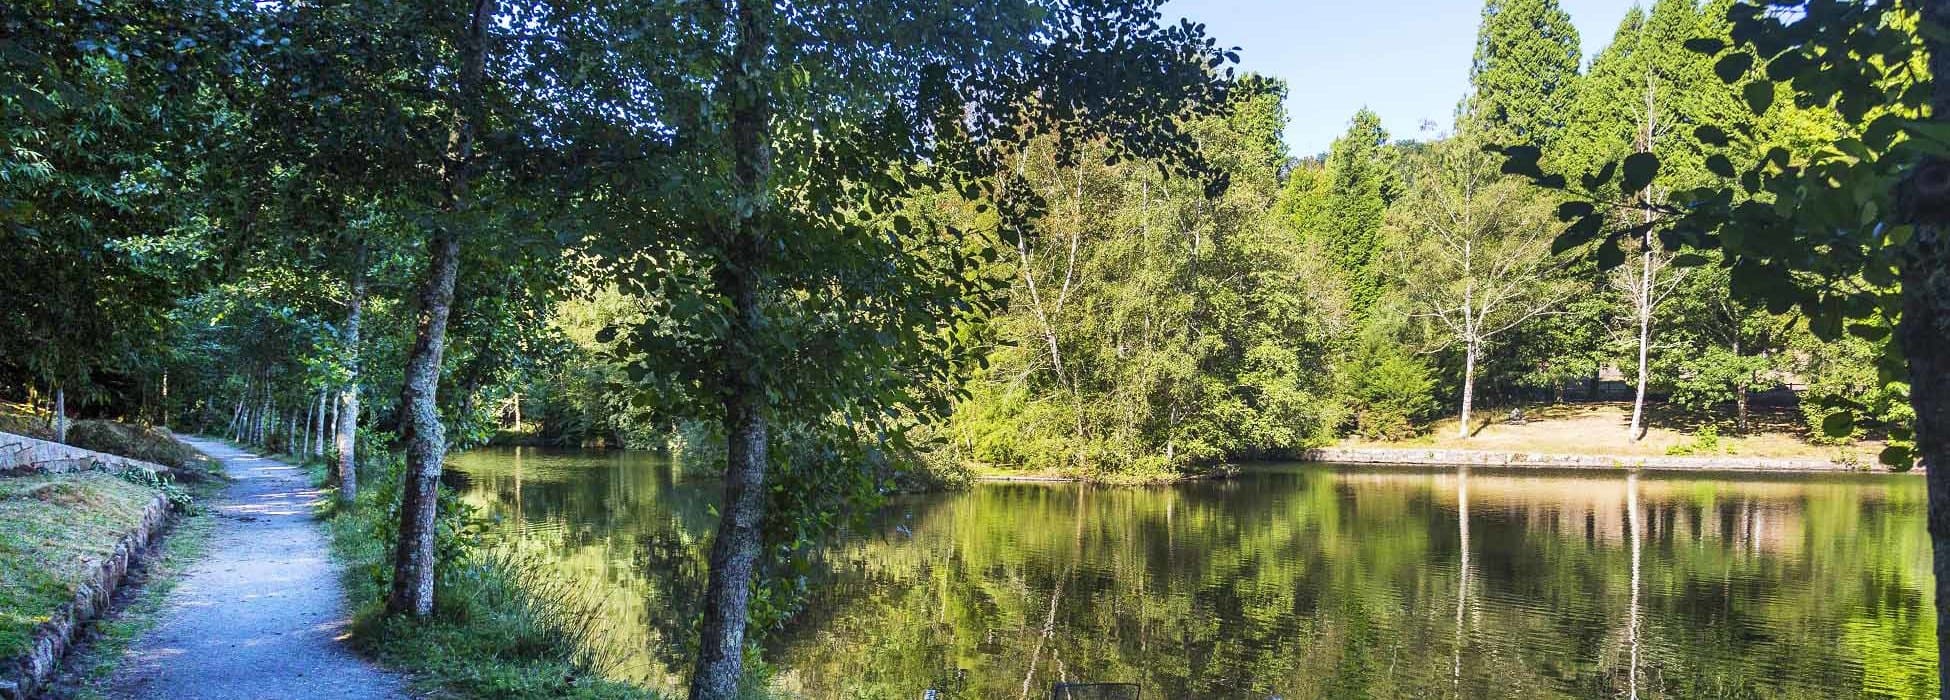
[
  {"xmin": 1621, "ymin": 152, "xmax": 1659, "ymax": 194},
  {"xmin": 1743, "ymin": 81, "xmax": 1775, "ymax": 114},
  {"xmin": 1556, "ymin": 201, "xmax": 1594, "ymax": 221},
  {"xmin": 1820, "ymin": 411, "xmax": 1854, "ymax": 438},
  {"xmin": 1671, "ymin": 253, "xmax": 1711, "ymax": 267},
  {"xmin": 1714, "ymin": 53, "xmax": 1754, "ymax": 83},
  {"xmin": 1581, "ymin": 161, "xmax": 1617, "ymax": 191},
  {"xmin": 1595, "ymin": 237, "xmax": 1625, "ymax": 270},
  {"xmin": 1705, "ymin": 154, "xmax": 1736, "ymax": 178},
  {"xmin": 1552, "ymin": 214, "xmax": 1603, "ymax": 254},
  {"xmin": 1694, "ymin": 125, "xmax": 1730, "ymax": 147},
  {"xmin": 1684, "ymin": 37, "xmax": 1726, "ymax": 55},
  {"xmin": 1879, "ymin": 445, "xmax": 1913, "ymax": 469},
  {"xmin": 1500, "ymin": 146, "xmax": 1544, "ymax": 179}
]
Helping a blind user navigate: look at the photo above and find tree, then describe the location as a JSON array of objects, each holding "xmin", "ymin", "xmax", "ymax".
[
  {"xmin": 1550, "ymin": 0, "xmax": 1746, "ymax": 440},
  {"xmin": 1501, "ymin": 0, "xmax": 1950, "ymax": 691},
  {"xmin": 0, "ymin": 1, "xmax": 234, "ymax": 442},
  {"xmin": 1391, "ymin": 135, "xmax": 1567, "ymax": 437},
  {"xmin": 1302, "ymin": 110, "xmax": 1398, "ymax": 315},
  {"xmin": 1464, "ymin": 0, "xmax": 1582, "ymax": 153},
  {"xmin": 942, "ymin": 76, "xmax": 1335, "ymax": 475},
  {"xmin": 559, "ymin": 2, "xmax": 1238, "ymax": 696},
  {"xmin": 1655, "ymin": 260, "xmax": 1782, "ymax": 432}
]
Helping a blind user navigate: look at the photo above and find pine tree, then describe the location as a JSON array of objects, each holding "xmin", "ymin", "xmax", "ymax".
[{"xmin": 1464, "ymin": 0, "xmax": 1583, "ymax": 152}]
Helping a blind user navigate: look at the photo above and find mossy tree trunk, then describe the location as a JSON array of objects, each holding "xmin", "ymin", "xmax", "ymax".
[
  {"xmin": 386, "ymin": 0, "xmax": 491, "ymax": 619},
  {"xmin": 690, "ymin": 1, "xmax": 774, "ymax": 697}
]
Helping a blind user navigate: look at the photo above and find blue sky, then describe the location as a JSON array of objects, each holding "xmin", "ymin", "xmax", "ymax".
[{"xmin": 1163, "ymin": 0, "xmax": 1643, "ymax": 157}]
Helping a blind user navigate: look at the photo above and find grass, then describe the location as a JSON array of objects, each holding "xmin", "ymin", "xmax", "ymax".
[
  {"xmin": 0, "ymin": 472, "xmax": 167, "ymax": 661},
  {"xmin": 302, "ymin": 453, "xmax": 655, "ymax": 700},
  {"xmin": 1346, "ymin": 401, "xmax": 1884, "ymax": 464},
  {"xmin": 63, "ymin": 421, "xmax": 198, "ymax": 471}
]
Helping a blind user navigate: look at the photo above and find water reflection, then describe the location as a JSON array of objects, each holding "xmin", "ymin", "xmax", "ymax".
[{"xmin": 450, "ymin": 449, "xmax": 1938, "ymax": 699}]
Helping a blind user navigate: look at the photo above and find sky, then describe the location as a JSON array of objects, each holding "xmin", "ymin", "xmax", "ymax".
[{"xmin": 1163, "ymin": 0, "xmax": 1644, "ymax": 157}]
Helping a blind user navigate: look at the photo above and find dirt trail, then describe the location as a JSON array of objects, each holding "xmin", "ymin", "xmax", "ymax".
[{"xmin": 102, "ymin": 436, "xmax": 408, "ymax": 700}]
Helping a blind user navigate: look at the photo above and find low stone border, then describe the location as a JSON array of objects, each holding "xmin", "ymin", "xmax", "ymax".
[
  {"xmin": 0, "ymin": 457, "xmax": 177, "ymax": 699},
  {"xmin": 1301, "ymin": 446, "xmax": 1864, "ymax": 472},
  {"xmin": 0, "ymin": 431, "xmax": 164, "ymax": 478}
]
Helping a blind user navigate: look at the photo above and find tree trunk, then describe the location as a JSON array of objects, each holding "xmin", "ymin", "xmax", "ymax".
[
  {"xmin": 1459, "ymin": 339, "xmax": 1477, "ymax": 439},
  {"xmin": 53, "ymin": 387, "xmax": 66, "ymax": 444},
  {"xmin": 386, "ymin": 0, "xmax": 491, "ymax": 618},
  {"xmin": 1903, "ymin": 6, "xmax": 1950, "ymax": 696},
  {"xmin": 315, "ymin": 389, "xmax": 328, "ymax": 457},
  {"xmin": 303, "ymin": 392, "xmax": 315, "ymax": 457},
  {"xmin": 386, "ymin": 227, "xmax": 463, "ymax": 618},
  {"xmin": 1904, "ymin": 230, "xmax": 1950, "ymax": 700},
  {"xmin": 1630, "ymin": 68, "xmax": 1658, "ymax": 443},
  {"xmin": 338, "ymin": 244, "xmax": 369, "ymax": 503},
  {"xmin": 1629, "ymin": 249, "xmax": 1652, "ymax": 442},
  {"xmin": 690, "ymin": 2, "xmax": 774, "ymax": 697},
  {"xmin": 326, "ymin": 385, "xmax": 339, "ymax": 456}
]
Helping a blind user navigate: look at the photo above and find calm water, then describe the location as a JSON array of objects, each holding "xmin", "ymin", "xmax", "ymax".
[{"xmin": 447, "ymin": 448, "xmax": 1938, "ymax": 699}]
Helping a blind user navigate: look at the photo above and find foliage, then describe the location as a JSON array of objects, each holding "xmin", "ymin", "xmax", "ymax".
[
  {"xmin": 1465, "ymin": 0, "xmax": 1583, "ymax": 152},
  {"xmin": 1350, "ymin": 349, "xmax": 1438, "ymax": 441},
  {"xmin": 941, "ymin": 79, "xmax": 1335, "ymax": 477},
  {"xmin": 1283, "ymin": 109, "xmax": 1399, "ymax": 315}
]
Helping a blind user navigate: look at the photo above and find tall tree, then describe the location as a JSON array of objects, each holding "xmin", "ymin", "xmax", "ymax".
[
  {"xmin": 574, "ymin": 2, "xmax": 1238, "ymax": 695},
  {"xmin": 1293, "ymin": 109, "xmax": 1397, "ymax": 316},
  {"xmin": 1465, "ymin": 0, "xmax": 1583, "ymax": 153},
  {"xmin": 1391, "ymin": 135, "xmax": 1567, "ymax": 437}
]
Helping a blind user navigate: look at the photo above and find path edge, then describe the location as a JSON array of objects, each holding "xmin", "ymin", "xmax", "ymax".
[{"xmin": 0, "ymin": 459, "xmax": 175, "ymax": 700}]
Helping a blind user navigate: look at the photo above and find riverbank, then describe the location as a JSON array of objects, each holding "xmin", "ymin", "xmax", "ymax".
[
  {"xmin": 1353, "ymin": 402, "xmax": 1887, "ymax": 465},
  {"xmin": 1300, "ymin": 446, "xmax": 1877, "ymax": 472},
  {"xmin": 308, "ymin": 449, "xmax": 649, "ymax": 699}
]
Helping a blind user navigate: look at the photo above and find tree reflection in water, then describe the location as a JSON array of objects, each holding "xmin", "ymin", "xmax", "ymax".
[{"xmin": 449, "ymin": 450, "xmax": 1939, "ymax": 699}]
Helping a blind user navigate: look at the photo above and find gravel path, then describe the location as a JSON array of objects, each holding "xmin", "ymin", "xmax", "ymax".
[{"xmin": 102, "ymin": 436, "xmax": 409, "ymax": 700}]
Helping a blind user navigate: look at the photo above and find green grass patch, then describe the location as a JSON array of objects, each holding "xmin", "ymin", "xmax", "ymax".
[
  {"xmin": 309, "ymin": 452, "xmax": 654, "ymax": 700},
  {"xmin": 0, "ymin": 472, "xmax": 162, "ymax": 660}
]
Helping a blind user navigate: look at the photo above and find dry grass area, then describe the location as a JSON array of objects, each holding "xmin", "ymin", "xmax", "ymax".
[{"xmin": 1345, "ymin": 402, "xmax": 1883, "ymax": 463}]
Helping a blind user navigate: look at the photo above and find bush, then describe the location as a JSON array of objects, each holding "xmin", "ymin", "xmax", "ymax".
[{"xmin": 1351, "ymin": 352, "xmax": 1436, "ymax": 441}]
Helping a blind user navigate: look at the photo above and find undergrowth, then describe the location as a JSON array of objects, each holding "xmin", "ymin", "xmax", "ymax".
[{"xmin": 310, "ymin": 445, "xmax": 652, "ymax": 700}]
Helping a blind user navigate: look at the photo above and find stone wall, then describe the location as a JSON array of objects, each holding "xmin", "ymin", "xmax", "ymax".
[
  {"xmin": 1300, "ymin": 446, "xmax": 1859, "ymax": 472},
  {"xmin": 0, "ymin": 430, "xmax": 161, "ymax": 477},
  {"xmin": 0, "ymin": 432, "xmax": 177, "ymax": 699}
]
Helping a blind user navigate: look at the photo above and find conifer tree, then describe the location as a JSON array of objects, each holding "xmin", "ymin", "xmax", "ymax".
[{"xmin": 1465, "ymin": 0, "xmax": 1582, "ymax": 152}]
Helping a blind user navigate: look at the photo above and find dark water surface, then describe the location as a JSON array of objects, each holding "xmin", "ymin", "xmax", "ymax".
[{"xmin": 448, "ymin": 448, "xmax": 1937, "ymax": 699}]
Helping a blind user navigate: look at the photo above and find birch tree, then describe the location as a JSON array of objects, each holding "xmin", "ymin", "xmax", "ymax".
[{"xmin": 1393, "ymin": 135, "xmax": 1567, "ymax": 437}]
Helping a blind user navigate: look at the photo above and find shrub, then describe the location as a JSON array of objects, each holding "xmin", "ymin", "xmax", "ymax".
[{"xmin": 1352, "ymin": 352, "xmax": 1436, "ymax": 441}]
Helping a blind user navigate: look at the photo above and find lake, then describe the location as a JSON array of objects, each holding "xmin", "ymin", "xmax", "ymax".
[{"xmin": 447, "ymin": 448, "xmax": 1937, "ymax": 699}]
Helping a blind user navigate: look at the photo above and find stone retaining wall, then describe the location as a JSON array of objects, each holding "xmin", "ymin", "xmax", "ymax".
[
  {"xmin": 0, "ymin": 434, "xmax": 178, "ymax": 699},
  {"xmin": 1301, "ymin": 446, "xmax": 1861, "ymax": 472},
  {"xmin": 0, "ymin": 431, "xmax": 161, "ymax": 477}
]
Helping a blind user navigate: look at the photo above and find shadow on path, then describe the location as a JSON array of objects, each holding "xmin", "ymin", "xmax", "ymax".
[{"xmin": 102, "ymin": 436, "xmax": 409, "ymax": 700}]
